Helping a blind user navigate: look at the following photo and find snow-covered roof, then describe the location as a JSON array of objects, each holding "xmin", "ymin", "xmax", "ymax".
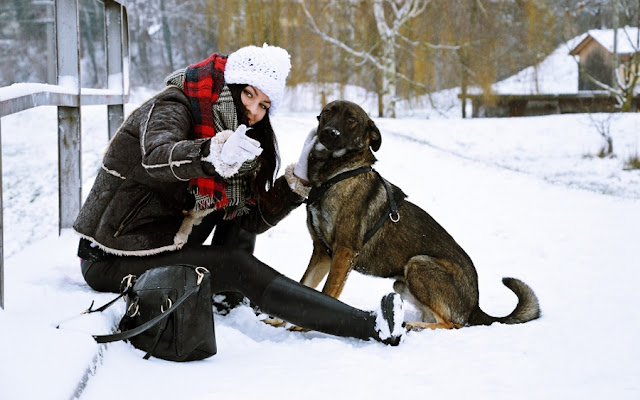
[
  {"xmin": 484, "ymin": 34, "xmax": 586, "ymax": 95},
  {"xmin": 571, "ymin": 26, "xmax": 640, "ymax": 55},
  {"xmin": 472, "ymin": 28, "xmax": 639, "ymax": 96}
]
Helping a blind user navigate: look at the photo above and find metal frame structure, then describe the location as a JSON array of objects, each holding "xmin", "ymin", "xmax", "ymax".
[{"xmin": 0, "ymin": 0, "xmax": 129, "ymax": 309}]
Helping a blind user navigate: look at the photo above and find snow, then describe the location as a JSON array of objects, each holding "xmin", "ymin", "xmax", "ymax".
[
  {"xmin": 474, "ymin": 29, "xmax": 640, "ymax": 96},
  {"xmin": 0, "ymin": 82, "xmax": 77, "ymax": 101},
  {"xmin": 587, "ymin": 27, "xmax": 640, "ymax": 55},
  {"xmin": 374, "ymin": 293, "xmax": 405, "ymax": 341},
  {"xmin": 1, "ymin": 83, "xmax": 640, "ymax": 398},
  {"xmin": 492, "ymin": 43, "xmax": 580, "ymax": 94}
]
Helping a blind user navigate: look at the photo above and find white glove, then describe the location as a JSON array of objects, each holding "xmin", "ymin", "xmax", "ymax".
[
  {"xmin": 220, "ymin": 124, "xmax": 263, "ymax": 165},
  {"xmin": 293, "ymin": 128, "xmax": 317, "ymax": 182}
]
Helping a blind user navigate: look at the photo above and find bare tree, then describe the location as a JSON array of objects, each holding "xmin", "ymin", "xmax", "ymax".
[
  {"xmin": 300, "ymin": 0, "xmax": 429, "ymax": 117},
  {"xmin": 587, "ymin": 112, "xmax": 616, "ymax": 157},
  {"xmin": 571, "ymin": 0, "xmax": 640, "ymax": 112},
  {"xmin": 577, "ymin": 27, "xmax": 640, "ymax": 112}
]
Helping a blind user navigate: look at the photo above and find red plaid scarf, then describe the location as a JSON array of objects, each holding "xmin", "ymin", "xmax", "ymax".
[{"xmin": 184, "ymin": 53, "xmax": 229, "ymax": 210}]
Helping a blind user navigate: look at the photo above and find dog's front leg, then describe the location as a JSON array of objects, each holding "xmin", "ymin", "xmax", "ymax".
[
  {"xmin": 322, "ymin": 246, "xmax": 357, "ymax": 299},
  {"xmin": 300, "ymin": 240, "xmax": 332, "ymax": 289}
]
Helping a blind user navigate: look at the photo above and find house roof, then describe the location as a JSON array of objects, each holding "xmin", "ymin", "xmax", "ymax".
[
  {"xmin": 463, "ymin": 28, "xmax": 640, "ymax": 97},
  {"xmin": 485, "ymin": 39, "xmax": 581, "ymax": 95},
  {"xmin": 570, "ymin": 27, "xmax": 639, "ymax": 56}
]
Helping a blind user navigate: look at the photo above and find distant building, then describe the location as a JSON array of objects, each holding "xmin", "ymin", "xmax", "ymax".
[
  {"xmin": 570, "ymin": 27, "xmax": 639, "ymax": 90},
  {"xmin": 461, "ymin": 27, "xmax": 640, "ymax": 117}
]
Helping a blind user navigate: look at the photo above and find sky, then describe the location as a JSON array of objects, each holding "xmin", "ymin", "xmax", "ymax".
[{"xmin": 1, "ymin": 38, "xmax": 640, "ymax": 400}]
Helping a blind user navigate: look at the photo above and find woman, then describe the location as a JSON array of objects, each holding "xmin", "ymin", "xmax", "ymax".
[{"xmin": 73, "ymin": 44, "xmax": 404, "ymax": 346}]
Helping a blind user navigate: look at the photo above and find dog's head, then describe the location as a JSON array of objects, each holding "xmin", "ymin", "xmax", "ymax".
[
  {"xmin": 315, "ymin": 100, "xmax": 381, "ymax": 154},
  {"xmin": 307, "ymin": 100, "xmax": 381, "ymax": 184}
]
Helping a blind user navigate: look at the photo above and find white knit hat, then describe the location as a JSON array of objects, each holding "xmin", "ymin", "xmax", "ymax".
[{"xmin": 224, "ymin": 43, "xmax": 291, "ymax": 115}]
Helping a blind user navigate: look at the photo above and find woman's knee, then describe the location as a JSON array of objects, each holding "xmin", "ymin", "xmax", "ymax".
[
  {"xmin": 80, "ymin": 258, "xmax": 121, "ymax": 293},
  {"xmin": 195, "ymin": 246, "xmax": 258, "ymax": 270}
]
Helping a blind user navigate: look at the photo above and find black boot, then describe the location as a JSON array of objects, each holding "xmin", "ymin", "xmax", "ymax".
[
  {"xmin": 210, "ymin": 218, "xmax": 257, "ymax": 314},
  {"xmin": 259, "ymin": 275, "xmax": 405, "ymax": 345}
]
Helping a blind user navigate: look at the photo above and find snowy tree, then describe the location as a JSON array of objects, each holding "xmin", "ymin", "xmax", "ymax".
[
  {"xmin": 300, "ymin": 0, "xmax": 429, "ymax": 117},
  {"xmin": 614, "ymin": 28, "xmax": 640, "ymax": 112},
  {"xmin": 577, "ymin": 28, "xmax": 640, "ymax": 112},
  {"xmin": 556, "ymin": 0, "xmax": 640, "ymax": 112}
]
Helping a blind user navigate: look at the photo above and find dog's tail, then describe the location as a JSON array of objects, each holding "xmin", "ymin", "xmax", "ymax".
[{"xmin": 467, "ymin": 277, "xmax": 541, "ymax": 326}]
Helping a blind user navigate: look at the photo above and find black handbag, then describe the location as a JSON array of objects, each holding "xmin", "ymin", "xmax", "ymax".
[{"xmin": 91, "ymin": 264, "xmax": 217, "ymax": 362}]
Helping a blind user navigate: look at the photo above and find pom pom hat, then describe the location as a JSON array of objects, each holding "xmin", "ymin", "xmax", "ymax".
[{"xmin": 224, "ymin": 43, "xmax": 291, "ymax": 115}]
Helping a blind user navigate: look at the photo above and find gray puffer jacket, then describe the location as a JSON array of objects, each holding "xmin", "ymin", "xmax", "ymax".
[{"xmin": 73, "ymin": 86, "xmax": 304, "ymax": 256}]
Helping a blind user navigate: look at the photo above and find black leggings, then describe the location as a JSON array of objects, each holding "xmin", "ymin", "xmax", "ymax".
[
  {"xmin": 81, "ymin": 245, "xmax": 380, "ymax": 342},
  {"xmin": 81, "ymin": 245, "xmax": 280, "ymax": 301}
]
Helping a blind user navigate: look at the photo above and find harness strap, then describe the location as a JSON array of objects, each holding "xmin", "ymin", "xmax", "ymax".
[
  {"xmin": 306, "ymin": 166, "xmax": 373, "ymax": 205},
  {"xmin": 307, "ymin": 167, "xmax": 404, "ymax": 257},
  {"xmin": 363, "ymin": 171, "xmax": 401, "ymax": 244}
]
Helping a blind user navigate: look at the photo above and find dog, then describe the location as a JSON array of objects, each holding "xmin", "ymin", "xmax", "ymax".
[{"xmin": 300, "ymin": 100, "xmax": 540, "ymax": 330}]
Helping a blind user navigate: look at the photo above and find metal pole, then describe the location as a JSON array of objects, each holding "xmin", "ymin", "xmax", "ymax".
[
  {"xmin": 47, "ymin": 2, "xmax": 56, "ymax": 84},
  {"xmin": 105, "ymin": 0, "xmax": 125, "ymax": 139},
  {"xmin": 122, "ymin": 6, "xmax": 130, "ymax": 98},
  {"xmin": 612, "ymin": 0, "xmax": 619, "ymax": 88},
  {"xmin": 0, "ymin": 121, "xmax": 4, "ymax": 309},
  {"xmin": 55, "ymin": 0, "xmax": 82, "ymax": 231}
]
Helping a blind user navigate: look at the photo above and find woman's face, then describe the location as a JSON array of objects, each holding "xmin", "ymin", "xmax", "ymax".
[{"xmin": 241, "ymin": 86, "xmax": 271, "ymax": 126}]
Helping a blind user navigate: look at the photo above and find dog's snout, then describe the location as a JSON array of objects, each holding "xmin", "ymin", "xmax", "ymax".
[{"xmin": 322, "ymin": 127, "xmax": 340, "ymax": 138}]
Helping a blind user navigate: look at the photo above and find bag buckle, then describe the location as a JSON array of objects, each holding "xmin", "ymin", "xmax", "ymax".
[
  {"xmin": 127, "ymin": 297, "xmax": 140, "ymax": 317},
  {"xmin": 195, "ymin": 267, "xmax": 209, "ymax": 285},
  {"xmin": 120, "ymin": 274, "xmax": 136, "ymax": 294},
  {"xmin": 161, "ymin": 297, "xmax": 173, "ymax": 313}
]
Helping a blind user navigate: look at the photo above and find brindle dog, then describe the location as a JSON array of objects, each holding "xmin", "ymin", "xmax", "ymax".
[{"xmin": 301, "ymin": 100, "xmax": 540, "ymax": 330}]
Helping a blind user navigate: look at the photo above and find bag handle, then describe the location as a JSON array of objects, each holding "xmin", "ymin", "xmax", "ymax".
[{"xmin": 93, "ymin": 283, "xmax": 200, "ymax": 344}]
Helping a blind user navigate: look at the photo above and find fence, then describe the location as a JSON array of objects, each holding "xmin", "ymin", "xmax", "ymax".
[{"xmin": 0, "ymin": 0, "xmax": 129, "ymax": 309}]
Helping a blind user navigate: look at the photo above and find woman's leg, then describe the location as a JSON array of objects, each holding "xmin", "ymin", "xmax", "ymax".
[
  {"xmin": 81, "ymin": 245, "xmax": 404, "ymax": 345},
  {"xmin": 209, "ymin": 218, "xmax": 256, "ymax": 312},
  {"xmin": 80, "ymin": 246, "xmax": 282, "ymax": 296},
  {"xmin": 174, "ymin": 246, "xmax": 404, "ymax": 345}
]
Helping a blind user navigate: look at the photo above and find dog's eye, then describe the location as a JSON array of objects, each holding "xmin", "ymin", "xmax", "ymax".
[{"xmin": 347, "ymin": 117, "xmax": 356, "ymax": 124}]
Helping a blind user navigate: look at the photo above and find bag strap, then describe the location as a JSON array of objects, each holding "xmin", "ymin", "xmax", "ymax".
[
  {"xmin": 93, "ymin": 283, "xmax": 200, "ymax": 344},
  {"xmin": 143, "ymin": 316, "xmax": 170, "ymax": 360},
  {"xmin": 81, "ymin": 274, "xmax": 136, "ymax": 315}
]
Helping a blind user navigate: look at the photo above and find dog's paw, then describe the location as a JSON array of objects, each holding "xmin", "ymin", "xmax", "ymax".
[
  {"xmin": 405, "ymin": 322, "xmax": 426, "ymax": 332},
  {"xmin": 262, "ymin": 317, "xmax": 287, "ymax": 328},
  {"xmin": 406, "ymin": 320, "xmax": 462, "ymax": 331},
  {"xmin": 287, "ymin": 325, "xmax": 310, "ymax": 333}
]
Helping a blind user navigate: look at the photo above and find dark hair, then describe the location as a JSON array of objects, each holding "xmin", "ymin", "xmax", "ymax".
[{"xmin": 227, "ymin": 84, "xmax": 280, "ymax": 198}]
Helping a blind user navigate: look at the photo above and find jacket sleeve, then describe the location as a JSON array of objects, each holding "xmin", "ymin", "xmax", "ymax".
[
  {"xmin": 235, "ymin": 167, "xmax": 307, "ymax": 234},
  {"xmin": 138, "ymin": 87, "xmax": 213, "ymax": 182}
]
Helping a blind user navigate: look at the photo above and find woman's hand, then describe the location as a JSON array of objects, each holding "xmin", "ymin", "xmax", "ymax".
[
  {"xmin": 202, "ymin": 124, "xmax": 262, "ymax": 178},
  {"xmin": 293, "ymin": 128, "xmax": 317, "ymax": 185},
  {"xmin": 220, "ymin": 124, "xmax": 263, "ymax": 165}
]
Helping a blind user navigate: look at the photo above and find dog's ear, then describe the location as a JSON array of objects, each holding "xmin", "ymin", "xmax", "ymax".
[{"xmin": 368, "ymin": 118, "xmax": 381, "ymax": 152}]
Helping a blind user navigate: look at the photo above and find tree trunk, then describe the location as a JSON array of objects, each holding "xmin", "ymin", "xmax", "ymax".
[
  {"xmin": 80, "ymin": 4, "xmax": 99, "ymax": 86},
  {"xmin": 373, "ymin": 0, "xmax": 397, "ymax": 118},
  {"xmin": 160, "ymin": 0, "xmax": 174, "ymax": 71},
  {"xmin": 380, "ymin": 44, "xmax": 397, "ymax": 118}
]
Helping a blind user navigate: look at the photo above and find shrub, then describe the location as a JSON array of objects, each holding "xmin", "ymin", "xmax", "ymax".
[{"xmin": 624, "ymin": 152, "xmax": 640, "ymax": 170}]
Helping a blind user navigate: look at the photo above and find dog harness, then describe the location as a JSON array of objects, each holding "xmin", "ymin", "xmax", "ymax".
[{"xmin": 306, "ymin": 166, "xmax": 405, "ymax": 257}]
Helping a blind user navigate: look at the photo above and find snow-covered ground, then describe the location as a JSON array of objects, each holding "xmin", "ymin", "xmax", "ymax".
[
  {"xmin": 1, "ymin": 89, "xmax": 639, "ymax": 399},
  {"xmin": 2, "ymin": 34, "xmax": 640, "ymax": 398}
]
